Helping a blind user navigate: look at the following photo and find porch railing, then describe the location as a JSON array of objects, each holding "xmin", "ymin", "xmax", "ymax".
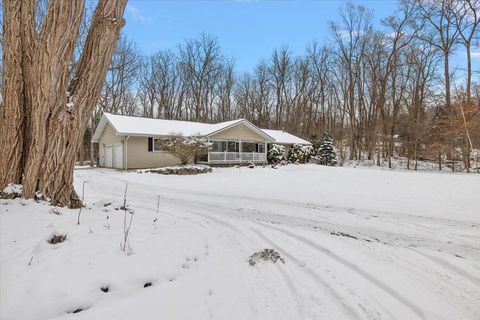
[{"xmin": 208, "ymin": 152, "xmax": 266, "ymax": 163}]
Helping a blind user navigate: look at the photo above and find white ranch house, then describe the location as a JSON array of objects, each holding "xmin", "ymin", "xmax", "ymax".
[{"xmin": 92, "ymin": 113, "xmax": 311, "ymax": 169}]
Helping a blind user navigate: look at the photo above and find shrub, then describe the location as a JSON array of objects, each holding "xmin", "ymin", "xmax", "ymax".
[
  {"xmin": 287, "ymin": 144, "xmax": 313, "ymax": 163},
  {"xmin": 267, "ymin": 144, "xmax": 285, "ymax": 164},
  {"xmin": 157, "ymin": 133, "xmax": 212, "ymax": 165}
]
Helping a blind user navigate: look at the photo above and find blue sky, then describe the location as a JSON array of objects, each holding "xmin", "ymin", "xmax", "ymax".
[{"xmin": 123, "ymin": 0, "xmax": 479, "ymax": 79}]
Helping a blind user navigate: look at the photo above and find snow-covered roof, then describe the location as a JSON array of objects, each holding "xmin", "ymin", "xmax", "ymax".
[
  {"xmin": 261, "ymin": 129, "xmax": 312, "ymax": 145},
  {"xmin": 106, "ymin": 113, "xmax": 242, "ymax": 137},
  {"xmin": 92, "ymin": 113, "xmax": 273, "ymax": 142},
  {"xmin": 92, "ymin": 113, "xmax": 310, "ymax": 145}
]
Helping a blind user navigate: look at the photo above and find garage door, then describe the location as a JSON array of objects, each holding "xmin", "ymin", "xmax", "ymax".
[
  {"xmin": 105, "ymin": 145, "xmax": 113, "ymax": 168},
  {"xmin": 114, "ymin": 143, "xmax": 123, "ymax": 169}
]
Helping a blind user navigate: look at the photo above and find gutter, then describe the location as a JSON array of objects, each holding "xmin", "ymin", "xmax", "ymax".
[{"xmin": 125, "ymin": 135, "xmax": 130, "ymax": 171}]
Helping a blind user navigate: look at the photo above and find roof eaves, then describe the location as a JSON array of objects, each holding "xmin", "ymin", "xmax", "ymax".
[{"xmin": 206, "ymin": 119, "xmax": 275, "ymax": 141}]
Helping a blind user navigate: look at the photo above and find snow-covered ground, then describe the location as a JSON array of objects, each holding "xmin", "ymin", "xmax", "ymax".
[{"xmin": 1, "ymin": 165, "xmax": 479, "ymax": 320}]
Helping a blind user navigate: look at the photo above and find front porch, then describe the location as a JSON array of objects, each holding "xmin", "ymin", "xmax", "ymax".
[
  {"xmin": 207, "ymin": 151, "xmax": 267, "ymax": 164},
  {"xmin": 202, "ymin": 139, "xmax": 268, "ymax": 164}
]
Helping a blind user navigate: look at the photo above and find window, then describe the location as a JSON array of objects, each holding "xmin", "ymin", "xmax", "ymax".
[
  {"xmin": 258, "ymin": 143, "xmax": 265, "ymax": 153},
  {"xmin": 211, "ymin": 140, "xmax": 239, "ymax": 152},
  {"xmin": 240, "ymin": 141, "xmax": 266, "ymax": 153},
  {"xmin": 212, "ymin": 141, "xmax": 226, "ymax": 152},
  {"xmin": 148, "ymin": 137, "xmax": 165, "ymax": 152},
  {"xmin": 154, "ymin": 139, "xmax": 164, "ymax": 152},
  {"xmin": 148, "ymin": 137, "xmax": 153, "ymax": 152},
  {"xmin": 227, "ymin": 141, "xmax": 239, "ymax": 152},
  {"xmin": 242, "ymin": 142, "xmax": 256, "ymax": 153}
]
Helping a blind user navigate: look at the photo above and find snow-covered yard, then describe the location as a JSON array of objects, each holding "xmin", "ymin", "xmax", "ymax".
[{"xmin": 1, "ymin": 165, "xmax": 479, "ymax": 320}]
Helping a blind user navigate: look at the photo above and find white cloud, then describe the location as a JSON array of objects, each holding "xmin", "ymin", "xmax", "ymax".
[
  {"xmin": 458, "ymin": 48, "xmax": 480, "ymax": 59},
  {"xmin": 126, "ymin": 4, "xmax": 153, "ymax": 24}
]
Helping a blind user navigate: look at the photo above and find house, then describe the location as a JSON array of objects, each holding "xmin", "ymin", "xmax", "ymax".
[{"xmin": 91, "ymin": 113, "xmax": 311, "ymax": 169}]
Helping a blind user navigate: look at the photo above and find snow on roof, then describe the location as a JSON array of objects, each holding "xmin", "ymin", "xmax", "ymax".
[
  {"xmin": 103, "ymin": 112, "xmax": 243, "ymax": 137},
  {"xmin": 261, "ymin": 129, "xmax": 311, "ymax": 145},
  {"xmin": 92, "ymin": 113, "xmax": 309, "ymax": 145}
]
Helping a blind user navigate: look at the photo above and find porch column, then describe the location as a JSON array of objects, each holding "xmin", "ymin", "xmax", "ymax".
[
  {"xmin": 265, "ymin": 141, "xmax": 268, "ymax": 164},
  {"xmin": 239, "ymin": 139, "xmax": 242, "ymax": 163},
  {"xmin": 207, "ymin": 138, "xmax": 210, "ymax": 163}
]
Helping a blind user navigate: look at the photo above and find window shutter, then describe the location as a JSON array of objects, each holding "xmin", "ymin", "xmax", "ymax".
[{"xmin": 148, "ymin": 137, "xmax": 153, "ymax": 152}]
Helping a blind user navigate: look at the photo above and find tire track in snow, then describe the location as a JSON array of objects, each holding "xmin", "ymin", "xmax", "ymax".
[
  {"xmin": 149, "ymin": 195, "xmax": 318, "ymax": 319},
  {"xmin": 255, "ymin": 221, "xmax": 426, "ymax": 320},
  {"xmin": 117, "ymin": 177, "xmax": 475, "ymax": 228},
  {"xmin": 79, "ymin": 171, "xmax": 471, "ymax": 319},
  {"xmin": 92, "ymin": 172, "xmax": 478, "ymax": 257},
  {"xmin": 387, "ymin": 251, "xmax": 480, "ymax": 317},
  {"xmin": 122, "ymin": 182, "xmax": 478, "ymax": 257},
  {"xmin": 174, "ymin": 204, "xmax": 310, "ymax": 318},
  {"xmin": 410, "ymin": 249, "xmax": 480, "ymax": 287},
  {"xmin": 88, "ymin": 178, "xmax": 264, "ymax": 317},
  {"xmin": 160, "ymin": 193, "xmax": 363, "ymax": 320},
  {"xmin": 250, "ymin": 228, "xmax": 363, "ymax": 320}
]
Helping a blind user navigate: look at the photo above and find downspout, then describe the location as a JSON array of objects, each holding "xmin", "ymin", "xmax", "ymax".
[{"xmin": 125, "ymin": 136, "xmax": 130, "ymax": 171}]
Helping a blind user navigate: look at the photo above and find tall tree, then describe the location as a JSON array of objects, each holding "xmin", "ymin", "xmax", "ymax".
[
  {"xmin": 98, "ymin": 35, "xmax": 140, "ymax": 116},
  {"xmin": 0, "ymin": 0, "xmax": 127, "ymax": 207},
  {"xmin": 451, "ymin": 0, "xmax": 480, "ymax": 102}
]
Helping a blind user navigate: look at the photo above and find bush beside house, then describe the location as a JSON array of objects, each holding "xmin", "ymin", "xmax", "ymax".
[
  {"xmin": 157, "ymin": 133, "xmax": 212, "ymax": 165},
  {"xmin": 287, "ymin": 144, "xmax": 313, "ymax": 164},
  {"xmin": 267, "ymin": 144, "xmax": 285, "ymax": 164}
]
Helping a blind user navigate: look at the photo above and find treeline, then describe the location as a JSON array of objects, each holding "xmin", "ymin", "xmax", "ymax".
[{"xmin": 90, "ymin": 0, "xmax": 480, "ymax": 172}]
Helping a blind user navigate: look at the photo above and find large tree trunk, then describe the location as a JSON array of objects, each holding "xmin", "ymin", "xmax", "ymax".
[
  {"xmin": 0, "ymin": 0, "xmax": 33, "ymax": 188},
  {"xmin": 0, "ymin": 0, "xmax": 127, "ymax": 207},
  {"xmin": 21, "ymin": 0, "xmax": 85, "ymax": 198}
]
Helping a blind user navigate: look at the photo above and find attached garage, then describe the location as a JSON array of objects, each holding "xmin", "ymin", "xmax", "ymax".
[{"xmin": 102, "ymin": 143, "xmax": 124, "ymax": 169}]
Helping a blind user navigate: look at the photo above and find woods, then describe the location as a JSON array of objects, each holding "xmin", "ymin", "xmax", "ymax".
[
  {"xmin": 91, "ymin": 0, "xmax": 480, "ymax": 173},
  {"xmin": 0, "ymin": 0, "xmax": 127, "ymax": 207}
]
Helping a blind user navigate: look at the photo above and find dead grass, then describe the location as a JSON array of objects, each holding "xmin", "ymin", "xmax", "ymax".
[{"xmin": 48, "ymin": 233, "xmax": 67, "ymax": 244}]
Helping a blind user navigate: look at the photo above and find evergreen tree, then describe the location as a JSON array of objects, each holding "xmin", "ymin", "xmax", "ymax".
[
  {"xmin": 310, "ymin": 133, "xmax": 323, "ymax": 150},
  {"xmin": 317, "ymin": 133, "xmax": 337, "ymax": 166}
]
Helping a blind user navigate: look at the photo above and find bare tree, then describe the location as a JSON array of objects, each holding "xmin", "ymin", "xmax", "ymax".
[
  {"xmin": 99, "ymin": 35, "xmax": 141, "ymax": 116},
  {"xmin": 329, "ymin": 1, "xmax": 373, "ymax": 160},
  {"xmin": 451, "ymin": 0, "xmax": 480, "ymax": 102},
  {"xmin": 179, "ymin": 34, "xmax": 224, "ymax": 122}
]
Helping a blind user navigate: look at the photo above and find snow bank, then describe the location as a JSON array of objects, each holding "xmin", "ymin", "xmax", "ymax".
[{"xmin": 2, "ymin": 183, "xmax": 22, "ymax": 195}]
